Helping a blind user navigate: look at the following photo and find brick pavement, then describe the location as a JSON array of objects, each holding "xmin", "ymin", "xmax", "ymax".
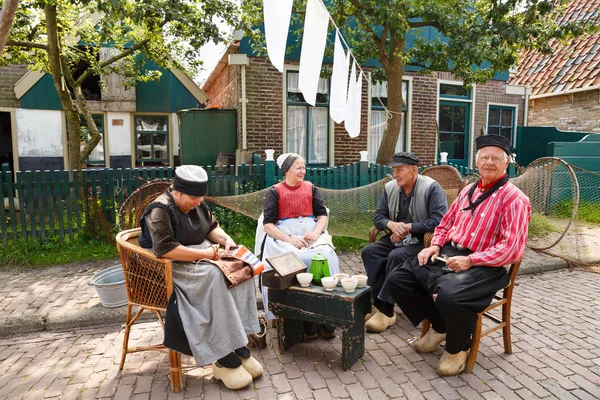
[{"xmin": 0, "ymin": 260, "xmax": 598, "ymax": 399}]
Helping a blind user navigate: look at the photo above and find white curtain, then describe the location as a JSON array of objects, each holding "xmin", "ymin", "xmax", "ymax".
[
  {"xmin": 88, "ymin": 133, "xmax": 104, "ymax": 162},
  {"xmin": 287, "ymin": 106, "xmax": 306, "ymax": 156},
  {"xmin": 369, "ymin": 111, "xmax": 404, "ymax": 163},
  {"xmin": 309, "ymin": 108, "xmax": 328, "ymax": 164},
  {"xmin": 372, "ymin": 81, "xmax": 388, "ymax": 98},
  {"xmin": 288, "ymin": 73, "xmax": 328, "ymax": 95}
]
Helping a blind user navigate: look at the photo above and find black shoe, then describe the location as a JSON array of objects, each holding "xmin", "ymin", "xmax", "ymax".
[
  {"xmin": 318, "ymin": 324, "xmax": 336, "ymax": 339},
  {"xmin": 303, "ymin": 321, "xmax": 318, "ymax": 341}
]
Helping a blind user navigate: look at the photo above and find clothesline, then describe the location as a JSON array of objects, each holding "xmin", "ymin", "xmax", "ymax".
[{"xmin": 315, "ymin": 0, "xmax": 399, "ymax": 120}]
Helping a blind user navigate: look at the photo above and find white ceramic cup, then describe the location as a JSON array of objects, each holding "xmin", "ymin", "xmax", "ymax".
[
  {"xmin": 352, "ymin": 274, "xmax": 368, "ymax": 288},
  {"xmin": 296, "ymin": 273, "xmax": 313, "ymax": 287},
  {"xmin": 334, "ymin": 273, "xmax": 349, "ymax": 285},
  {"xmin": 341, "ymin": 277, "xmax": 358, "ymax": 293},
  {"xmin": 321, "ymin": 276, "xmax": 338, "ymax": 291}
]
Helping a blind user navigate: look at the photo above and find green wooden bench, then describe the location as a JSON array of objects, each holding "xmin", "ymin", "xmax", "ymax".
[{"xmin": 268, "ymin": 285, "xmax": 371, "ymax": 370}]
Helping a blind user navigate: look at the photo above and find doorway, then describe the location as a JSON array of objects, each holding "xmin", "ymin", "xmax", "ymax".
[{"xmin": 0, "ymin": 112, "xmax": 13, "ymax": 171}]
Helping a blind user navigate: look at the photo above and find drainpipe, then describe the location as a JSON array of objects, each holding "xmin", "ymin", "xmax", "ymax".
[
  {"xmin": 241, "ymin": 64, "xmax": 247, "ymax": 150},
  {"xmin": 229, "ymin": 54, "xmax": 250, "ymax": 150},
  {"xmin": 523, "ymin": 86, "xmax": 531, "ymax": 127}
]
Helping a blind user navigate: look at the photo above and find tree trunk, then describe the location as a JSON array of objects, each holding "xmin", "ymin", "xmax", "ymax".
[
  {"xmin": 45, "ymin": 5, "xmax": 81, "ymax": 172},
  {"xmin": 0, "ymin": 0, "xmax": 19, "ymax": 56},
  {"xmin": 375, "ymin": 39, "xmax": 405, "ymax": 165}
]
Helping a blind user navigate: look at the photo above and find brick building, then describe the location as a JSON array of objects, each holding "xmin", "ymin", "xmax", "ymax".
[
  {"xmin": 509, "ymin": 0, "xmax": 600, "ymax": 133},
  {"xmin": 204, "ymin": 40, "xmax": 528, "ymax": 169}
]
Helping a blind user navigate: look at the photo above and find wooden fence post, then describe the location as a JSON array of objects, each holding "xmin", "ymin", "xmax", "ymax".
[
  {"xmin": 359, "ymin": 160, "xmax": 369, "ymax": 187},
  {"xmin": 265, "ymin": 154, "xmax": 275, "ymax": 188}
]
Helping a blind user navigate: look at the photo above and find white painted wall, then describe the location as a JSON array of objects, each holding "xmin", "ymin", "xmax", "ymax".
[
  {"xmin": 171, "ymin": 112, "xmax": 179, "ymax": 161},
  {"xmin": 16, "ymin": 109, "xmax": 64, "ymax": 157},
  {"xmin": 106, "ymin": 112, "xmax": 132, "ymax": 156}
]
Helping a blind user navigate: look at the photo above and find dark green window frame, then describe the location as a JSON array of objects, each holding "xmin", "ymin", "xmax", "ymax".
[
  {"xmin": 286, "ymin": 71, "xmax": 330, "ymax": 166},
  {"xmin": 439, "ymin": 83, "xmax": 471, "ymax": 100},
  {"xmin": 487, "ymin": 105, "xmax": 515, "ymax": 142},
  {"xmin": 134, "ymin": 115, "xmax": 169, "ymax": 166}
]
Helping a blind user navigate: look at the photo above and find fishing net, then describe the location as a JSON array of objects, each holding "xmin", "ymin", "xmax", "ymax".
[
  {"xmin": 206, "ymin": 176, "xmax": 392, "ymax": 241},
  {"xmin": 206, "ymin": 157, "xmax": 600, "ymax": 266},
  {"xmin": 512, "ymin": 157, "xmax": 600, "ymax": 266}
]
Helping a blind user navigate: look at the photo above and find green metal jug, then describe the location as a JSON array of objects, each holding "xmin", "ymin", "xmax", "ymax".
[{"xmin": 309, "ymin": 253, "xmax": 330, "ymax": 284}]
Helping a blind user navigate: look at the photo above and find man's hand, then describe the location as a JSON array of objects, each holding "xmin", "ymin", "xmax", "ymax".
[
  {"xmin": 390, "ymin": 233, "xmax": 403, "ymax": 243},
  {"xmin": 386, "ymin": 221, "xmax": 411, "ymax": 239},
  {"xmin": 445, "ymin": 256, "xmax": 473, "ymax": 272},
  {"xmin": 418, "ymin": 245, "xmax": 441, "ymax": 266}
]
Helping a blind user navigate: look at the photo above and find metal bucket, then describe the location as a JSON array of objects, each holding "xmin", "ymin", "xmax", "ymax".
[{"xmin": 88, "ymin": 265, "xmax": 128, "ymax": 308}]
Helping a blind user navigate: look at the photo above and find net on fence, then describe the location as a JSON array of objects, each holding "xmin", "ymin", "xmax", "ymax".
[
  {"xmin": 512, "ymin": 157, "xmax": 600, "ymax": 266},
  {"xmin": 206, "ymin": 176, "xmax": 393, "ymax": 241}
]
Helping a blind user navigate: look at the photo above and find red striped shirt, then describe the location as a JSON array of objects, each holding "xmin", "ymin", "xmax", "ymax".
[
  {"xmin": 274, "ymin": 181, "xmax": 314, "ymax": 219},
  {"xmin": 431, "ymin": 181, "xmax": 531, "ymax": 267}
]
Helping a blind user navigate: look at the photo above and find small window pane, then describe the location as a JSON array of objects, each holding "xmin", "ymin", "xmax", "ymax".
[
  {"xmin": 287, "ymin": 106, "xmax": 307, "ymax": 157},
  {"xmin": 136, "ymin": 116, "xmax": 167, "ymax": 131},
  {"xmin": 501, "ymin": 128, "xmax": 512, "ymax": 140},
  {"xmin": 440, "ymin": 84, "xmax": 468, "ymax": 97},
  {"xmin": 454, "ymin": 107, "xmax": 466, "ymax": 133},
  {"xmin": 308, "ymin": 108, "xmax": 328, "ymax": 164},
  {"xmin": 501, "ymin": 109, "xmax": 513, "ymax": 126},
  {"xmin": 489, "ymin": 109, "xmax": 500, "ymax": 126},
  {"xmin": 488, "ymin": 126, "xmax": 500, "ymax": 135},
  {"xmin": 439, "ymin": 105, "xmax": 453, "ymax": 132}
]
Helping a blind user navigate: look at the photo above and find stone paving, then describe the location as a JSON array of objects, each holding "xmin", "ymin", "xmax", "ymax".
[{"xmin": 0, "ymin": 253, "xmax": 598, "ymax": 399}]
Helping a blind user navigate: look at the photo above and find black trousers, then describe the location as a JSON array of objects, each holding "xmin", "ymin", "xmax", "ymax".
[
  {"xmin": 361, "ymin": 234, "xmax": 422, "ymax": 313},
  {"xmin": 386, "ymin": 244, "xmax": 509, "ymax": 354}
]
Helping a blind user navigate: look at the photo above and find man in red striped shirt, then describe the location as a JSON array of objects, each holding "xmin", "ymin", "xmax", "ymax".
[{"xmin": 386, "ymin": 134, "xmax": 531, "ymax": 376}]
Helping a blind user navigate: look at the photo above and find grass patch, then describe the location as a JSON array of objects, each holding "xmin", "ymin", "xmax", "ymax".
[
  {"xmin": 551, "ymin": 200, "xmax": 600, "ymax": 224},
  {"xmin": 528, "ymin": 212, "xmax": 557, "ymax": 238},
  {"xmin": 0, "ymin": 234, "xmax": 118, "ymax": 269}
]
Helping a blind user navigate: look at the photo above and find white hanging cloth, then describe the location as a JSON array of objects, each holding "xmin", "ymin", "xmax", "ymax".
[
  {"xmin": 329, "ymin": 30, "xmax": 350, "ymax": 124},
  {"xmin": 344, "ymin": 61, "xmax": 362, "ymax": 138},
  {"xmin": 298, "ymin": 0, "xmax": 329, "ymax": 106},
  {"xmin": 263, "ymin": 0, "xmax": 293, "ymax": 72}
]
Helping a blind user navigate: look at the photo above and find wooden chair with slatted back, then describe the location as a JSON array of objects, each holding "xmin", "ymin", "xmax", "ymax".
[
  {"xmin": 421, "ymin": 260, "xmax": 522, "ymax": 374},
  {"xmin": 116, "ymin": 180, "xmax": 183, "ymax": 392},
  {"xmin": 368, "ymin": 165, "xmax": 468, "ymax": 246}
]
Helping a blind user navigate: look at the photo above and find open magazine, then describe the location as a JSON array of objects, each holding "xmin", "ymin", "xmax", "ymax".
[{"xmin": 221, "ymin": 245, "xmax": 265, "ymax": 276}]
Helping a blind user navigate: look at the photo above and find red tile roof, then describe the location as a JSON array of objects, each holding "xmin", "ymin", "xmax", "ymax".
[{"xmin": 509, "ymin": 0, "xmax": 600, "ymax": 96}]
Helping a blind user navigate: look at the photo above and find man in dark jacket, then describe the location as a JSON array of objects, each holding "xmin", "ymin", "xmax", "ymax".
[{"xmin": 361, "ymin": 152, "xmax": 448, "ymax": 332}]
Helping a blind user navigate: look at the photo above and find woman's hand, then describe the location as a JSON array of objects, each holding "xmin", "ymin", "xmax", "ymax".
[
  {"xmin": 286, "ymin": 236, "xmax": 308, "ymax": 249},
  {"xmin": 206, "ymin": 244, "xmax": 220, "ymax": 261},
  {"xmin": 304, "ymin": 231, "xmax": 319, "ymax": 242},
  {"xmin": 223, "ymin": 237, "xmax": 237, "ymax": 251}
]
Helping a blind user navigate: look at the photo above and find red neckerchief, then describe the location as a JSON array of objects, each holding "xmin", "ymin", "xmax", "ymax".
[{"xmin": 477, "ymin": 174, "xmax": 507, "ymax": 192}]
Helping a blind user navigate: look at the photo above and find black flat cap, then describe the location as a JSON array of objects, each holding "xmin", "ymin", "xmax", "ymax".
[
  {"xmin": 476, "ymin": 135, "xmax": 511, "ymax": 155},
  {"xmin": 388, "ymin": 152, "xmax": 419, "ymax": 167}
]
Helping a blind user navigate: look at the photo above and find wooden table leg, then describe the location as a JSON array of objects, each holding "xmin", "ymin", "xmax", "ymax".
[{"xmin": 277, "ymin": 316, "xmax": 303, "ymax": 353}]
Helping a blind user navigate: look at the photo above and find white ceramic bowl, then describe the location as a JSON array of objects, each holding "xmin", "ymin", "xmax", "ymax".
[
  {"xmin": 296, "ymin": 273, "xmax": 313, "ymax": 287},
  {"xmin": 352, "ymin": 274, "xmax": 368, "ymax": 288},
  {"xmin": 341, "ymin": 277, "xmax": 358, "ymax": 293},
  {"xmin": 334, "ymin": 273, "xmax": 349, "ymax": 285},
  {"xmin": 321, "ymin": 276, "xmax": 338, "ymax": 291}
]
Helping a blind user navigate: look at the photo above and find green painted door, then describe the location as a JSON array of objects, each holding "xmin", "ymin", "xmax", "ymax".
[
  {"xmin": 179, "ymin": 109, "xmax": 237, "ymax": 167},
  {"xmin": 438, "ymin": 101, "xmax": 470, "ymax": 167}
]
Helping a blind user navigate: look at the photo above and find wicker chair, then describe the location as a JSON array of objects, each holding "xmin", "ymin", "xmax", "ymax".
[
  {"xmin": 368, "ymin": 165, "xmax": 468, "ymax": 246},
  {"xmin": 421, "ymin": 260, "xmax": 522, "ymax": 374},
  {"xmin": 116, "ymin": 180, "xmax": 183, "ymax": 393}
]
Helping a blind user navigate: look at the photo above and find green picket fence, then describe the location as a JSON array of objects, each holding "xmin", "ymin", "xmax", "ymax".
[{"xmin": 1, "ymin": 160, "xmax": 482, "ymax": 244}]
